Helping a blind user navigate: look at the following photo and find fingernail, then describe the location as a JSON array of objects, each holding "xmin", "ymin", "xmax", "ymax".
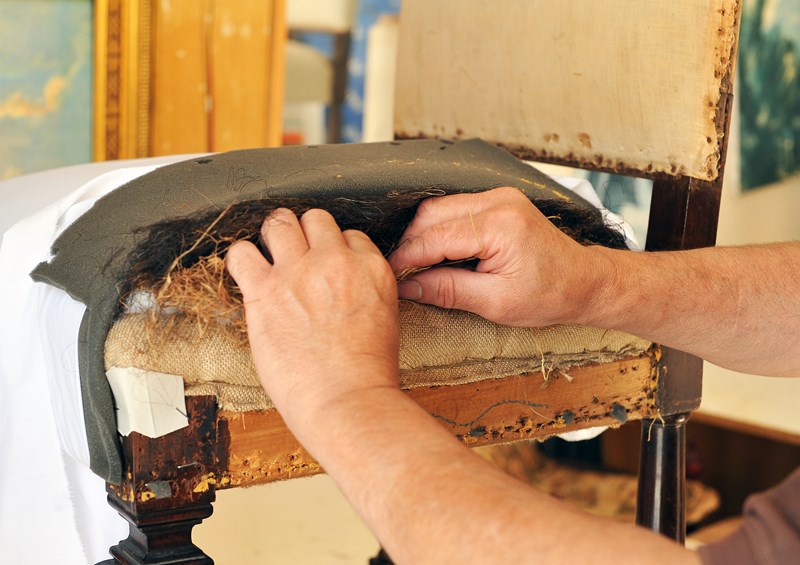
[
  {"xmin": 269, "ymin": 207, "xmax": 296, "ymax": 222},
  {"xmin": 397, "ymin": 280, "xmax": 422, "ymax": 300}
]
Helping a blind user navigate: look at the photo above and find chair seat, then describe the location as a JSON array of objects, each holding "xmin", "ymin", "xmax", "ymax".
[
  {"xmin": 105, "ymin": 300, "xmax": 651, "ymax": 413},
  {"xmin": 105, "ymin": 300, "xmax": 655, "ymax": 487}
]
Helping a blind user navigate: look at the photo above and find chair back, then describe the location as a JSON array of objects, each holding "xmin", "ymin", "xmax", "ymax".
[{"xmin": 395, "ymin": 0, "xmax": 740, "ymax": 185}]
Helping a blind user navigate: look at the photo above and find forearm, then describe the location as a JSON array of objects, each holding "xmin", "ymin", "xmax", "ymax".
[
  {"xmin": 586, "ymin": 242, "xmax": 800, "ymax": 376},
  {"xmin": 287, "ymin": 385, "xmax": 698, "ymax": 564}
]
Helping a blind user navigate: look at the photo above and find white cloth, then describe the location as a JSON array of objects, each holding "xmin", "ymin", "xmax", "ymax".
[
  {"xmin": 0, "ymin": 156, "xmax": 200, "ymax": 565},
  {"xmin": 0, "ymin": 157, "xmax": 634, "ymax": 563}
]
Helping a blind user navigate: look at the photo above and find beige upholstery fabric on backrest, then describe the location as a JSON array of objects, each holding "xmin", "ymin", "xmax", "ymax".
[{"xmin": 395, "ymin": 0, "xmax": 739, "ymax": 182}]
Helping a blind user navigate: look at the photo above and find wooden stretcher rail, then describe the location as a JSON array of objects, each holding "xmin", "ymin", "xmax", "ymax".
[
  {"xmin": 218, "ymin": 353, "xmax": 658, "ymax": 488},
  {"xmin": 99, "ymin": 354, "xmax": 656, "ymax": 562}
]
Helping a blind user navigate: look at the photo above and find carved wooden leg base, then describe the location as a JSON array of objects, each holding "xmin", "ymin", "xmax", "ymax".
[
  {"xmin": 98, "ymin": 396, "xmax": 222, "ymax": 564},
  {"xmin": 100, "ymin": 495, "xmax": 214, "ymax": 564}
]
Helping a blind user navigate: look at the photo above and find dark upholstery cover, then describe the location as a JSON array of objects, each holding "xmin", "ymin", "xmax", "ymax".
[{"xmin": 31, "ymin": 139, "xmax": 594, "ymax": 482}]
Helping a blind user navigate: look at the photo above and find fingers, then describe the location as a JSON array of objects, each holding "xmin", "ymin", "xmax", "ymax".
[
  {"xmin": 389, "ymin": 187, "xmax": 532, "ymax": 273},
  {"xmin": 397, "ymin": 268, "xmax": 505, "ymax": 322},
  {"xmin": 343, "ymin": 229, "xmax": 382, "ymax": 255},
  {"xmin": 389, "ymin": 215, "xmax": 491, "ymax": 272},
  {"xmin": 299, "ymin": 209, "xmax": 347, "ymax": 248},
  {"xmin": 400, "ymin": 186, "xmax": 526, "ymax": 242},
  {"xmin": 261, "ymin": 208, "xmax": 349, "ymax": 265},
  {"xmin": 225, "ymin": 240, "xmax": 271, "ymax": 297},
  {"xmin": 260, "ymin": 208, "xmax": 308, "ymax": 263}
]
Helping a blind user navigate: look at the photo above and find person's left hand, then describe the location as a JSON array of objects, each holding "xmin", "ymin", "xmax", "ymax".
[{"xmin": 225, "ymin": 208, "xmax": 400, "ymax": 425}]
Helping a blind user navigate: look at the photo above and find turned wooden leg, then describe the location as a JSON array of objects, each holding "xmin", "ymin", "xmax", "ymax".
[
  {"xmin": 99, "ymin": 396, "xmax": 222, "ymax": 564},
  {"xmin": 102, "ymin": 494, "xmax": 214, "ymax": 564},
  {"xmin": 635, "ymin": 412, "xmax": 689, "ymax": 543}
]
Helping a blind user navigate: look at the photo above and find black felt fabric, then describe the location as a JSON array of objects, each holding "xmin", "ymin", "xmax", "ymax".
[{"xmin": 31, "ymin": 139, "xmax": 596, "ymax": 483}]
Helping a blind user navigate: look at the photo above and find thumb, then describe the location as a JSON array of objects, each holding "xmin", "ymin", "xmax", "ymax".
[
  {"xmin": 225, "ymin": 240, "xmax": 271, "ymax": 297},
  {"xmin": 398, "ymin": 267, "xmax": 505, "ymax": 322}
]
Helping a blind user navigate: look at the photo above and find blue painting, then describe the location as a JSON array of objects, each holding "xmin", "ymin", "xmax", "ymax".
[
  {"xmin": 0, "ymin": 0, "xmax": 92, "ymax": 179},
  {"xmin": 739, "ymin": 0, "xmax": 800, "ymax": 189}
]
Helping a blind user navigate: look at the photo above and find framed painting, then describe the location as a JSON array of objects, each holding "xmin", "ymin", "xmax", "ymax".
[{"xmin": 0, "ymin": 0, "xmax": 93, "ymax": 178}]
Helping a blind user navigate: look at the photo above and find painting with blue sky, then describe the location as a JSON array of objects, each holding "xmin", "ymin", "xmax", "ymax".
[{"xmin": 0, "ymin": 0, "xmax": 92, "ymax": 179}]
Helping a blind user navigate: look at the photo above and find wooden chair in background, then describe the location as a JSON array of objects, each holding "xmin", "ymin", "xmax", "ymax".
[
  {"xmin": 96, "ymin": 1, "xmax": 741, "ymax": 562},
  {"xmin": 285, "ymin": 0, "xmax": 356, "ymax": 144}
]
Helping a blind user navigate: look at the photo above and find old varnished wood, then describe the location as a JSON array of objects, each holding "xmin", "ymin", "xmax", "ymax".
[
  {"xmin": 636, "ymin": 413, "xmax": 689, "ymax": 543},
  {"xmin": 652, "ymin": 348, "xmax": 705, "ymax": 417},
  {"xmin": 647, "ymin": 177, "xmax": 722, "ymax": 252},
  {"xmin": 369, "ymin": 548, "xmax": 395, "ymax": 565},
  {"xmin": 634, "ymin": 176, "xmax": 720, "ymax": 539},
  {"xmin": 100, "ymin": 356, "xmax": 655, "ymax": 561},
  {"xmin": 101, "ymin": 396, "xmax": 221, "ymax": 564},
  {"xmin": 219, "ymin": 355, "xmax": 657, "ymax": 487}
]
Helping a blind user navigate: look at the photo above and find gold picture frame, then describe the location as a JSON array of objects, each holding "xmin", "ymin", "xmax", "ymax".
[
  {"xmin": 93, "ymin": 0, "xmax": 286, "ymax": 161},
  {"xmin": 93, "ymin": 0, "xmax": 150, "ymax": 160}
]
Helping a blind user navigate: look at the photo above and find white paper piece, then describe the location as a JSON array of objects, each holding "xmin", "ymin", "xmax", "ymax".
[
  {"xmin": 106, "ymin": 366, "xmax": 189, "ymax": 438},
  {"xmin": 556, "ymin": 426, "xmax": 608, "ymax": 442}
]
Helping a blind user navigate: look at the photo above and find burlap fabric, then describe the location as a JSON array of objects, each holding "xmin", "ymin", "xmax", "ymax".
[{"xmin": 105, "ymin": 301, "xmax": 651, "ymax": 412}]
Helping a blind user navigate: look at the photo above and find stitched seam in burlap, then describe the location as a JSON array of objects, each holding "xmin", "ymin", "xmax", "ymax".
[{"xmin": 105, "ymin": 307, "xmax": 652, "ymax": 413}]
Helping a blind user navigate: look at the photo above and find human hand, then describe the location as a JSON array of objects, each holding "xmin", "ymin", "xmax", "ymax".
[
  {"xmin": 389, "ymin": 187, "xmax": 608, "ymax": 327},
  {"xmin": 225, "ymin": 208, "xmax": 400, "ymax": 424}
]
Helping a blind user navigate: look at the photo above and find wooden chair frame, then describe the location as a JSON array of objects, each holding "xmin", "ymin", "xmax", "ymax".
[
  {"xmin": 97, "ymin": 1, "xmax": 742, "ymax": 562},
  {"xmin": 286, "ymin": 0, "xmax": 355, "ymax": 143}
]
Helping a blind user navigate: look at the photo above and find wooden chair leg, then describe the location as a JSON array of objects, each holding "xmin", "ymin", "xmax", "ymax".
[
  {"xmin": 326, "ymin": 31, "xmax": 351, "ymax": 144},
  {"xmin": 100, "ymin": 493, "xmax": 214, "ymax": 564},
  {"xmin": 369, "ymin": 547, "xmax": 394, "ymax": 564},
  {"xmin": 98, "ymin": 396, "xmax": 222, "ymax": 564},
  {"xmin": 635, "ymin": 412, "xmax": 689, "ymax": 543}
]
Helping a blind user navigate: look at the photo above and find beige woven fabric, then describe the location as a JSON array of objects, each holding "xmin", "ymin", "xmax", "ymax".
[
  {"xmin": 105, "ymin": 301, "xmax": 651, "ymax": 411},
  {"xmin": 398, "ymin": 302, "xmax": 648, "ymax": 374},
  {"xmin": 396, "ymin": 0, "xmax": 740, "ymax": 182}
]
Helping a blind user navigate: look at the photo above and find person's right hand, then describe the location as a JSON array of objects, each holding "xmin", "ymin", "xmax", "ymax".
[
  {"xmin": 388, "ymin": 187, "xmax": 610, "ymax": 327},
  {"xmin": 225, "ymin": 208, "xmax": 400, "ymax": 426}
]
